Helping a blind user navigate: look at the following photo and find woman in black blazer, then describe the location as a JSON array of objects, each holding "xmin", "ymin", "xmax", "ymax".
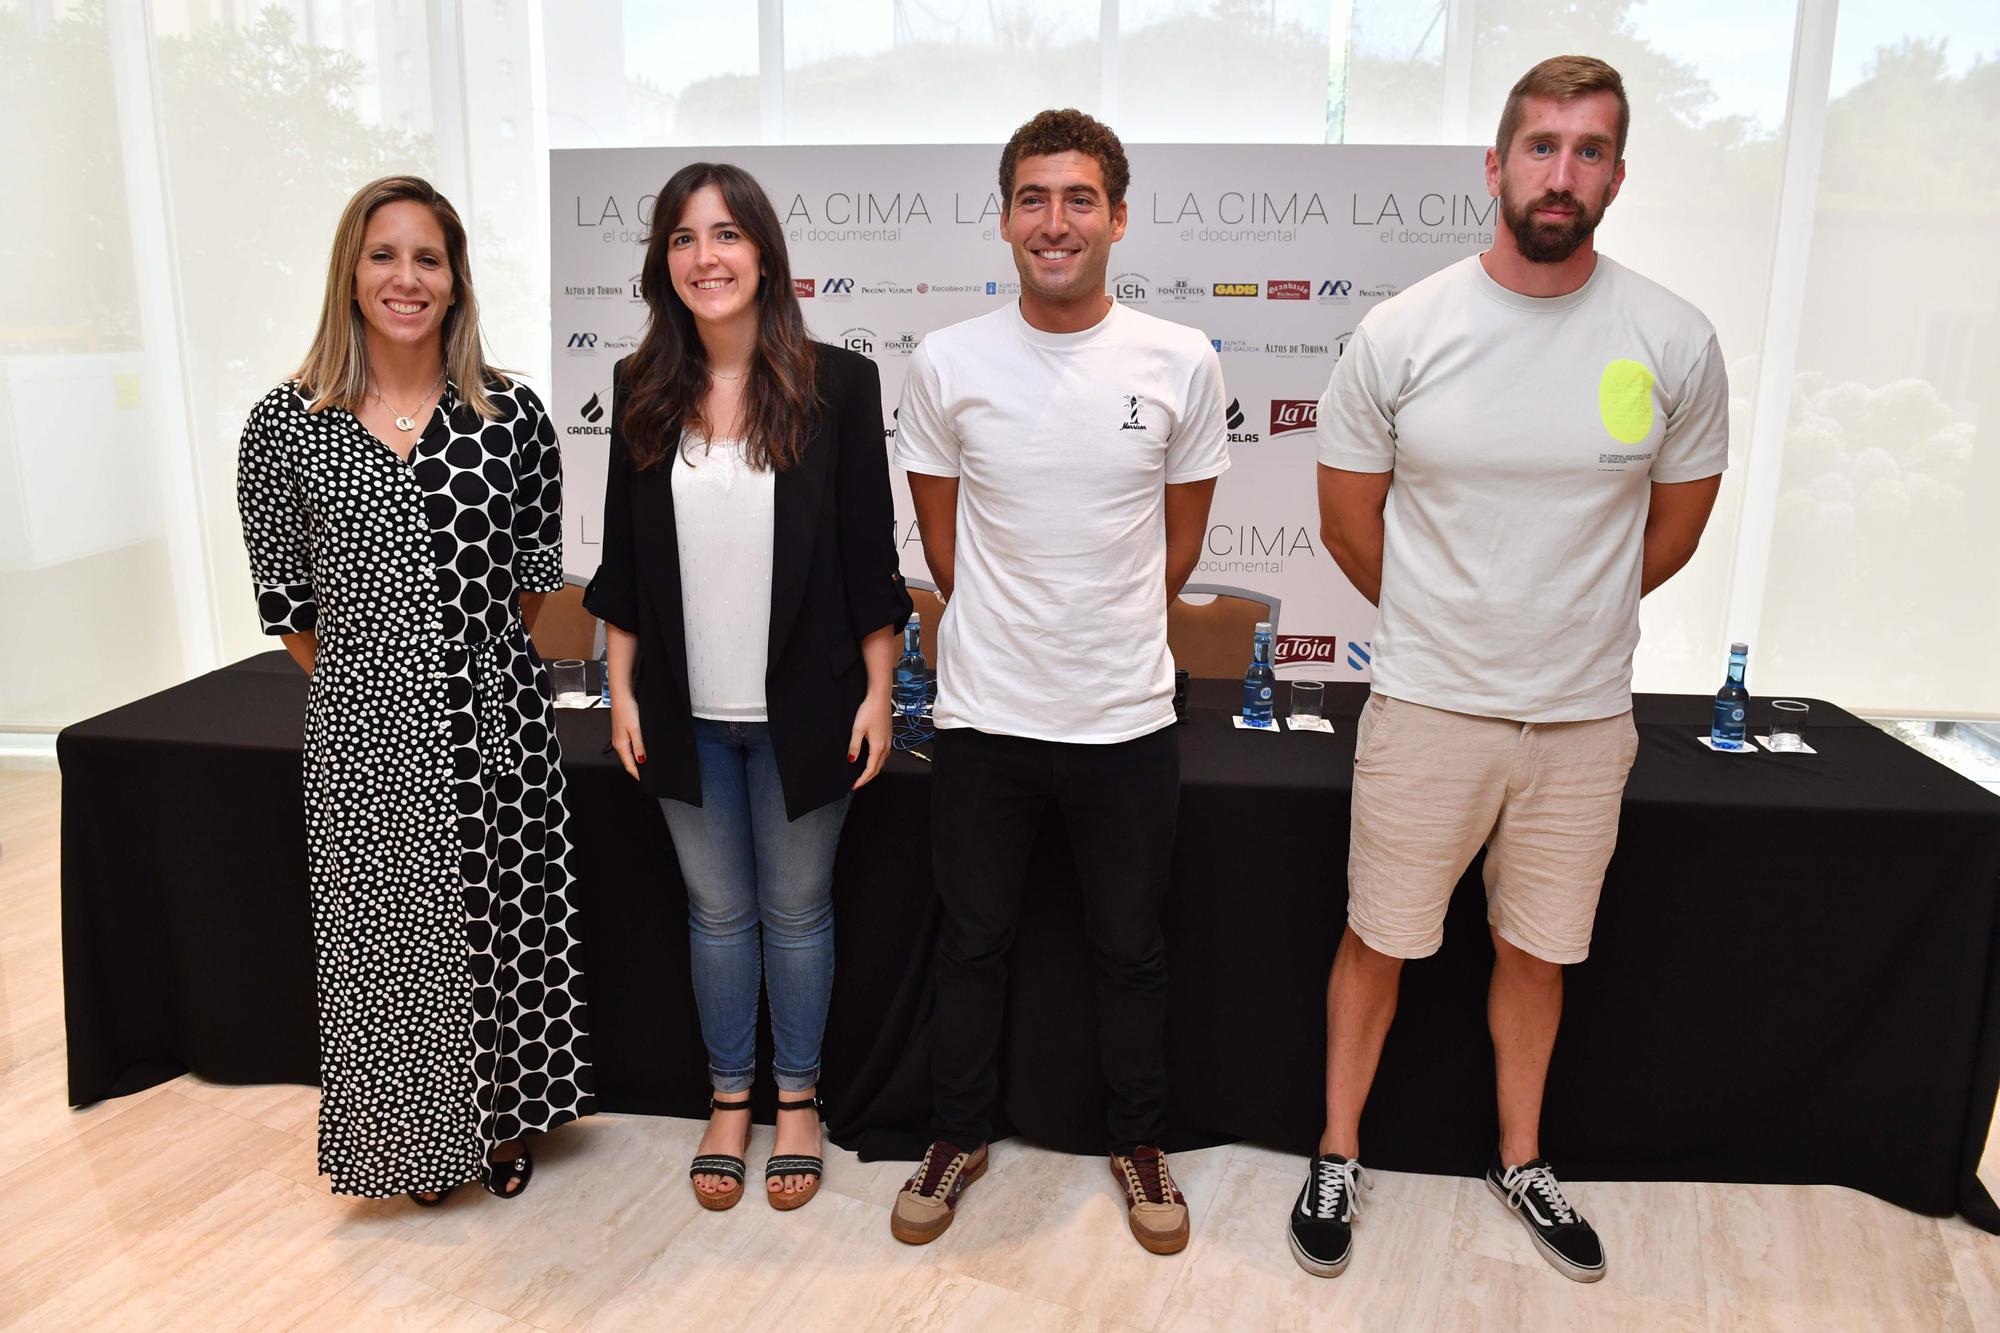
[{"xmin": 584, "ymin": 163, "xmax": 910, "ymax": 1214}]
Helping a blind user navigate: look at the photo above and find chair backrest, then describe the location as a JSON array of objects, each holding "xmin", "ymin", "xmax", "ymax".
[
  {"xmin": 899, "ymin": 579, "xmax": 1277, "ymax": 680},
  {"xmin": 530, "ymin": 580, "xmax": 601, "ymax": 663},
  {"xmin": 1168, "ymin": 585, "xmax": 1278, "ymax": 679}
]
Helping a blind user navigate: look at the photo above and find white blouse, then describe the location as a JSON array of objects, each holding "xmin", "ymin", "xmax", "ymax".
[{"xmin": 671, "ymin": 435, "xmax": 776, "ymax": 721}]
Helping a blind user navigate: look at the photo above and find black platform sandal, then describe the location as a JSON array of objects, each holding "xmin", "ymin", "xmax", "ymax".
[
  {"xmin": 766, "ymin": 1096, "xmax": 824, "ymax": 1212},
  {"xmin": 481, "ymin": 1142, "xmax": 535, "ymax": 1199},
  {"xmin": 691, "ymin": 1096, "xmax": 752, "ymax": 1212},
  {"xmin": 409, "ymin": 1185, "xmax": 457, "ymax": 1207}
]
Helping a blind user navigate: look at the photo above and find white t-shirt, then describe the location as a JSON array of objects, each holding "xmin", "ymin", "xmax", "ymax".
[
  {"xmin": 1316, "ymin": 254, "xmax": 1730, "ymax": 722},
  {"xmin": 671, "ymin": 436, "xmax": 775, "ymax": 721},
  {"xmin": 896, "ymin": 300, "xmax": 1230, "ymax": 742}
]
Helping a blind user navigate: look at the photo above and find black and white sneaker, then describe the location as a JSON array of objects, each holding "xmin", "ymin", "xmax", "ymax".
[
  {"xmin": 1485, "ymin": 1158, "xmax": 1606, "ymax": 1283},
  {"xmin": 1288, "ymin": 1153, "xmax": 1372, "ymax": 1277}
]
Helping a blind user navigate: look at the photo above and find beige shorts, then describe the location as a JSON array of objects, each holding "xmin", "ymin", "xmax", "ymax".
[{"xmin": 1347, "ymin": 693, "xmax": 1638, "ymax": 965}]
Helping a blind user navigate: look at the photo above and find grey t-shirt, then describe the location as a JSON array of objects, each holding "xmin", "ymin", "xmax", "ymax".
[{"xmin": 1316, "ymin": 254, "xmax": 1730, "ymax": 722}]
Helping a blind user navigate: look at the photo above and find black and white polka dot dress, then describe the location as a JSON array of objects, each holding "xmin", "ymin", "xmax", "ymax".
[{"xmin": 237, "ymin": 378, "xmax": 596, "ymax": 1198}]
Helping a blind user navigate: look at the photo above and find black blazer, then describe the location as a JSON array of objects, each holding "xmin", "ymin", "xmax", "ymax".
[{"xmin": 583, "ymin": 342, "xmax": 913, "ymax": 819}]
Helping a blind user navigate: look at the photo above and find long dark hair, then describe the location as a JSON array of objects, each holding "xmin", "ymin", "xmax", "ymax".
[{"xmin": 620, "ymin": 162, "xmax": 819, "ymax": 471}]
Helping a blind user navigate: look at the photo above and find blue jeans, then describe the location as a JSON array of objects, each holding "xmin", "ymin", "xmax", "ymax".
[{"xmin": 660, "ymin": 719, "xmax": 850, "ymax": 1094}]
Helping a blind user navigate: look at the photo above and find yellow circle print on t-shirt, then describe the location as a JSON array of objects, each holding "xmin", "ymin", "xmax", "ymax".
[{"xmin": 1598, "ymin": 359, "xmax": 1656, "ymax": 444}]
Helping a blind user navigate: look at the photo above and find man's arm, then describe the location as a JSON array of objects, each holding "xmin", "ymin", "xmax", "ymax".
[
  {"xmin": 906, "ymin": 472, "xmax": 959, "ymax": 602},
  {"xmin": 1164, "ymin": 477, "xmax": 1218, "ymax": 601},
  {"xmin": 1317, "ymin": 465, "xmax": 1393, "ymax": 607},
  {"xmin": 1640, "ymin": 474, "xmax": 1722, "ymax": 595}
]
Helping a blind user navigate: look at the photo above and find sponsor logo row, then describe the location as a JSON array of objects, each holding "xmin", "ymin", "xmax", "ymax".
[
  {"xmin": 561, "ymin": 274, "xmax": 1399, "ymax": 306},
  {"xmin": 564, "ymin": 386, "xmax": 1319, "ymax": 445},
  {"xmin": 565, "ymin": 330, "xmax": 1352, "ymax": 362}
]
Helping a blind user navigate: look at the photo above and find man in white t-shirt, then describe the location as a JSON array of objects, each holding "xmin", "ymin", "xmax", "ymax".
[
  {"xmin": 886, "ymin": 109, "xmax": 1230, "ymax": 1256},
  {"xmin": 1287, "ymin": 57, "xmax": 1729, "ymax": 1284}
]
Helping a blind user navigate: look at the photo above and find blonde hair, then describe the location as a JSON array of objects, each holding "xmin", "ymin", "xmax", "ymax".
[
  {"xmin": 295, "ymin": 175, "xmax": 510, "ymax": 420},
  {"xmin": 1496, "ymin": 56, "xmax": 1630, "ymax": 162}
]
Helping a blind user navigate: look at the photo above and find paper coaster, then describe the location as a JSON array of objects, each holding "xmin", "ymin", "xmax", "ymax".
[
  {"xmin": 1231, "ymin": 715, "xmax": 1281, "ymax": 732},
  {"xmin": 1286, "ymin": 716, "xmax": 1336, "ymax": 734},
  {"xmin": 1754, "ymin": 735, "xmax": 1818, "ymax": 755},
  {"xmin": 1696, "ymin": 734, "xmax": 1756, "ymax": 753}
]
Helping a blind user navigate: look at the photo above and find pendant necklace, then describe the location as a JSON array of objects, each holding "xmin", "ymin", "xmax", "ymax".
[{"xmin": 371, "ymin": 371, "xmax": 445, "ymax": 432}]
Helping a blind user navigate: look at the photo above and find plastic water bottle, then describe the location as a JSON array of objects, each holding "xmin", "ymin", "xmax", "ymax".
[
  {"xmin": 893, "ymin": 615, "xmax": 933, "ymax": 718},
  {"xmin": 1242, "ymin": 620, "xmax": 1276, "ymax": 726},
  {"xmin": 1710, "ymin": 641, "xmax": 1750, "ymax": 749},
  {"xmin": 597, "ymin": 645, "xmax": 611, "ymax": 708}
]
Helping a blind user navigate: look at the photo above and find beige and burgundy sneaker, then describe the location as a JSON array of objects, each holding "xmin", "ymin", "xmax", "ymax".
[
  {"xmin": 1109, "ymin": 1146, "xmax": 1190, "ymax": 1254},
  {"xmin": 890, "ymin": 1140, "xmax": 988, "ymax": 1245}
]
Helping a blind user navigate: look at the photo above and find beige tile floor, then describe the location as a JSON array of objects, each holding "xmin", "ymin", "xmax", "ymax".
[{"xmin": 4, "ymin": 765, "xmax": 1996, "ymax": 1331}]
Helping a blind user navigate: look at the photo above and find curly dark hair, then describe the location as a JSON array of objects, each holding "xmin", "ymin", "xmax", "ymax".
[{"xmin": 999, "ymin": 108, "xmax": 1131, "ymax": 210}]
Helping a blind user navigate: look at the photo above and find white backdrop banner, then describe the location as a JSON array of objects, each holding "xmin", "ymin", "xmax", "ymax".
[{"xmin": 551, "ymin": 144, "xmax": 1489, "ymax": 680}]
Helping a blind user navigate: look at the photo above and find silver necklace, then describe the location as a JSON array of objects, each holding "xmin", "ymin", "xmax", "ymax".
[{"xmin": 371, "ymin": 371, "xmax": 445, "ymax": 432}]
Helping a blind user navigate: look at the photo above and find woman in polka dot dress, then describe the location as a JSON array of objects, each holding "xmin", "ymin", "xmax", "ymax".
[{"xmin": 236, "ymin": 176, "xmax": 595, "ymax": 1204}]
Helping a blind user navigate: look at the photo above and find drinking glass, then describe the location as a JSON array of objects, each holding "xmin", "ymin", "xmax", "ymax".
[
  {"xmin": 551, "ymin": 659, "xmax": 590, "ymax": 708},
  {"xmin": 1289, "ymin": 680, "xmax": 1326, "ymax": 726},
  {"xmin": 1767, "ymin": 699, "xmax": 1810, "ymax": 752}
]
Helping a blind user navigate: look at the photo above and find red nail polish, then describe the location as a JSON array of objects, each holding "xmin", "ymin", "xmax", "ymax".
[
  {"xmin": 847, "ymin": 753, "xmax": 856, "ymax": 762},
  {"xmin": 637, "ymin": 754, "xmax": 646, "ymax": 763}
]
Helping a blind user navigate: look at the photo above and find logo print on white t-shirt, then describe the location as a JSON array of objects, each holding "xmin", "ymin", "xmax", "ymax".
[
  {"xmin": 1598, "ymin": 359, "xmax": 1657, "ymax": 444},
  {"xmin": 1121, "ymin": 395, "xmax": 1148, "ymax": 431}
]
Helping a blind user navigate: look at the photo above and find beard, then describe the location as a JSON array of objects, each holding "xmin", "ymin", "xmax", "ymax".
[{"xmin": 1501, "ymin": 186, "xmax": 1608, "ymax": 263}]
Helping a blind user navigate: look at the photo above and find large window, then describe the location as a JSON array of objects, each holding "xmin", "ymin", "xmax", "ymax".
[
  {"xmin": 1758, "ymin": 2, "xmax": 2000, "ymax": 716},
  {"xmin": 6, "ymin": 0, "xmax": 1996, "ymax": 732}
]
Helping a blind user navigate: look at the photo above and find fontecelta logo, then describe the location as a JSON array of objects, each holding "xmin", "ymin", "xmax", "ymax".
[
  {"xmin": 1157, "ymin": 278, "xmax": 1201, "ymax": 303},
  {"xmin": 793, "ymin": 278, "xmax": 816, "ymax": 299},
  {"xmin": 1270, "ymin": 399, "xmax": 1319, "ymax": 436},
  {"xmin": 840, "ymin": 326, "xmax": 875, "ymax": 355},
  {"xmin": 1267, "ymin": 280, "xmax": 1310, "ymax": 300},
  {"xmin": 1212, "ymin": 282, "xmax": 1258, "ymax": 297},
  {"xmin": 1112, "ymin": 272, "xmax": 1148, "ymax": 302}
]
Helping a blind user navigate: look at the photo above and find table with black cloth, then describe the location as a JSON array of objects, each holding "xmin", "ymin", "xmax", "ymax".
[{"xmin": 60, "ymin": 652, "xmax": 2000, "ymax": 1229}]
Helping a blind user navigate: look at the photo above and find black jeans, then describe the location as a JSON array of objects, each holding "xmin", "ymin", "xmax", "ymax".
[{"xmin": 928, "ymin": 723, "xmax": 1180, "ymax": 1154}]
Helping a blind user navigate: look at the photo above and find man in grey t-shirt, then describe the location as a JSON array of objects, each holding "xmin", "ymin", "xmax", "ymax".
[{"xmin": 1287, "ymin": 56, "xmax": 1729, "ymax": 1283}]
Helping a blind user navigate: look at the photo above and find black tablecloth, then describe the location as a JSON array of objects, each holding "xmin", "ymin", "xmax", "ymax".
[{"xmin": 60, "ymin": 652, "xmax": 2000, "ymax": 1228}]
